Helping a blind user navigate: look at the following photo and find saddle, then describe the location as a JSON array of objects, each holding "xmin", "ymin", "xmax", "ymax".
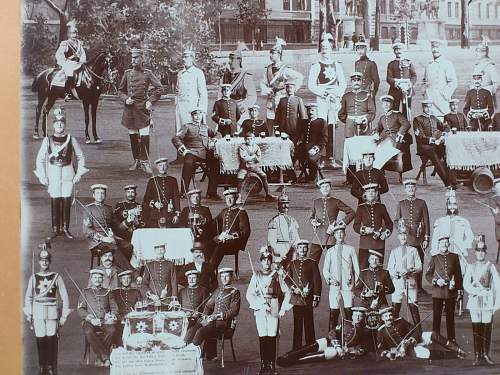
[{"xmin": 50, "ymin": 65, "xmax": 92, "ymax": 91}]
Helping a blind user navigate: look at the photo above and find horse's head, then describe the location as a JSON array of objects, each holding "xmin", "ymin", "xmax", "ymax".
[{"xmin": 90, "ymin": 50, "xmax": 117, "ymax": 73}]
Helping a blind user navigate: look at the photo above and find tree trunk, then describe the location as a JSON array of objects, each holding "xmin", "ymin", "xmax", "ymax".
[
  {"xmin": 218, "ymin": 14, "xmax": 222, "ymax": 52},
  {"xmin": 319, "ymin": 0, "xmax": 326, "ymax": 52},
  {"xmin": 58, "ymin": 13, "xmax": 69, "ymax": 43},
  {"xmin": 460, "ymin": 0, "xmax": 469, "ymax": 48},
  {"xmin": 374, "ymin": 0, "xmax": 380, "ymax": 51}
]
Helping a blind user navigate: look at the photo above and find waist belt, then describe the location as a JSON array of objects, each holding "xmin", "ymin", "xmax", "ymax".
[{"xmin": 35, "ymin": 297, "xmax": 57, "ymax": 304}]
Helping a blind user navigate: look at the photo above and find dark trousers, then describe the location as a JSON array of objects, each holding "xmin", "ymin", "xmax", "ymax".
[
  {"xmin": 393, "ymin": 93, "xmax": 412, "ymax": 121},
  {"xmin": 192, "ymin": 320, "xmax": 228, "ymax": 347},
  {"xmin": 359, "ymin": 248, "xmax": 385, "ymax": 270},
  {"xmin": 418, "ymin": 145, "xmax": 449, "ymax": 186},
  {"xmin": 326, "ymin": 126, "xmax": 334, "ymax": 158},
  {"xmin": 415, "ymin": 245, "xmax": 425, "ymax": 290},
  {"xmin": 209, "ymin": 240, "xmax": 241, "ymax": 269},
  {"xmin": 181, "ymin": 153, "xmax": 218, "ymax": 196},
  {"xmin": 185, "ymin": 319, "xmax": 200, "ymax": 344},
  {"xmin": 82, "ymin": 321, "xmax": 116, "ymax": 360},
  {"xmin": 309, "ymin": 243, "xmax": 325, "ymax": 263},
  {"xmin": 292, "ymin": 305, "xmax": 315, "ymax": 351},
  {"xmin": 432, "ymin": 297, "xmax": 456, "ymax": 340}
]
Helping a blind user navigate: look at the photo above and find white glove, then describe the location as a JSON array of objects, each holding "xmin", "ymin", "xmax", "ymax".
[
  {"xmin": 145, "ymin": 101, "xmax": 152, "ymax": 111},
  {"xmin": 39, "ymin": 177, "xmax": 49, "ymax": 186},
  {"xmin": 154, "ymin": 201, "xmax": 164, "ymax": 209},
  {"xmin": 126, "ymin": 97, "xmax": 134, "ymax": 105}
]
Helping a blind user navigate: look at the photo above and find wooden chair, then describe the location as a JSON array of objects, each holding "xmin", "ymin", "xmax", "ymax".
[
  {"xmin": 215, "ymin": 319, "xmax": 237, "ymax": 368},
  {"xmin": 415, "ymin": 155, "xmax": 430, "ymax": 185}
]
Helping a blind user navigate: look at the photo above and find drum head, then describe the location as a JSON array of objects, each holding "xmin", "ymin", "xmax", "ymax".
[{"xmin": 366, "ymin": 310, "xmax": 381, "ymax": 330}]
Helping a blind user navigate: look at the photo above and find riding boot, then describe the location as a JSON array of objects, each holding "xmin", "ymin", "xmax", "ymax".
[
  {"xmin": 36, "ymin": 336, "xmax": 48, "ymax": 374},
  {"xmin": 276, "ymin": 342, "xmax": 319, "ymax": 367},
  {"xmin": 472, "ymin": 323, "xmax": 481, "ymax": 365},
  {"xmin": 483, "ymin": 322, "xmax": 494, "ymax": 365},
  {"xmin": 50, "ymin": 199, "xmax": 59, "ymax": 238},
  {"xmin": 268, "ymin": 336, "xmax": 278, "ymax": 374},
  {"xmin": 409, "ymin": 304, "xmax": 422, "ymax": 338},
  {"xmin": 56, "ymin": 198, "xmax": 64, "ymax": 235},
  {"xmin": 128, "ymin": 134, "xmax": 140, "ymax": 170},
  {"xmin": 329, "ymin": 309, "xmax": 340, "ymax": 331},
  {"xmin": 258, "ymin": 337, "xmax": 266, "ymax": 374},
  {"xmin": 392, "ymin": 303, "xmax": 402, "ymax": 319},
  {"xmin": 140, "ymin": 135, "xmax": 152, "ymax": 174},
  {"xmin": 64, "ymin": 77, "xmax": 75, "ymax": 101},
  {"xmin": 62, "ymin": 198, "xmax": 73, "ymax": 239}
]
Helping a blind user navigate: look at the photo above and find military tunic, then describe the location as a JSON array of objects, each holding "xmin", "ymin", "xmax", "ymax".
[
  {"xmin": 241, "ymin": 119, "xmax": 269, "ymax": 137},
  {"xmin": 423, "ymin": 56, "xmax": 458, "ymax": 119},
  {"xmin": 175, "ymin": 65, "xmax": 208, "ymax": 131},
  {"xmin": 181, "ymin": 262, "xmax": 218, "ymax": 292},
  {"xmin": 267, "ymin": 213, "xmax": 300, "ymax": 261},
  {"xmin": 377, "ymin": 318, "xmax": 415, "ymax": 352},
  {"xmin": 179, "ymin": 204, "xmax": 213, "ymax": 243},
  {"xmin": 86, "ymin": 266, "xmax": 123, "ymax": 290},
  {"xmin": 444, "ymin": 112, "xmax": 469, "ymax": 131},
  {"xmin": 179, "ymin": 285, "xmax": 210, "ymax": 343},
  {"xmin": 395, "ymin": 198, "xmax": 430, "ymax": 248},
  {"xmin": 354, "ymin": 266, "xmax": 395, "ymax": 309},
  {"xmin": 463, "ymin": 87, "xmax": 494, "ymax": 131},
  {"xmin": 386, "ymin": 58, "xmax": 417, "ymax": 114},
  {"xmin": 111, "ymin": 287, "xmax": 142, "ymax": 320},
  {"xmin": 464, "ymin": 261, "xmax": 500, "ymax": 312},
  {"xmin": 355, "ymin": 56, "xmax": 380, "ymax": 95},
  {"xmin": 54, "ymin": 38, "xmax": 86, "ymax": 83},
  {"xmin": 431, "ymin": 214, "xmax": 474, "ymax": 259},
  {"xmin": 83, "ymin": 202, "xmax": 116, "ymax": 250},
  {"xmin": 35, "ymin": 134, "xmax": 86, "ymax": 198},
  {"xmin": 172, "ymin": 123, "xmax": 219, "ymax": 160},
  {"xmin": 141, "ymin": 259, "xmax": 177, "ymax": 297},
  {"xmin": 275, "ymin": 95, "xmax": 308, "ymax": 141},
  {"xmin": 338, "ymin": 90, "xmax": 376, "ymax": 137},
  {"xmin": 113, "ymin": 200, "xmax": 144, "ymax": 241},
  {"xmin": 329, "ymin": 320, "xmax": 368, "ymax": 351},
  {"xmin": 351, "ymin": 168, "xmax": 389, "ymax": 203},
  {"xmin": 211, "ymin": 98, "xmax": 241, "ymax": 136},
  {"xmin": 118, "ymin": 67, "xmax": 163, "ymax": 130},
  {"xmin": 473, "ymin": 58, "xmax": 499, "ymax": 107},
  {"xmin": 142, "ymin": 175, "xmax": 180, "ymax": 228},
  {"xmin": 296, "ymin": 118, "xmax": 328, "ymax": 177},
  {"xmin": 323, "ymin": 243, "xmax": 360, "ymax": 308},
  {"xmin": 220, "ymin": 69, "xmax": 257, "ymax": 122},
  {"xmin": 387, "ymin": 245, "xmax": 422, "ymax": 304}
]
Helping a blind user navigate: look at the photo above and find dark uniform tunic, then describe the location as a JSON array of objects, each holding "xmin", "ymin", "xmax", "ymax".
[
  {"xmin": 113, "ymin": 200, "xmax": 144, "ymax": 242},
  {"xmin": 386, "ymin": 58, "xmax": 417, "ymax": 118},
  {"xmin": 329, "ymin": 320, "xmax": 369, "ymax": 350},
  {"xmin": 118, "ymin": 67, "xmax": 163, "ymax": 130},
  {"xmin": 338, "ymin": 90, "xmax": 376, "ymax": 137},
  {"xmin": 112, "ymin": 287, "xmax": 142, "ymax": 320},
  {"xmin": 241, "ymin": 119, "xmax": 269, "ymax": 136},
  {"xmin": 354, "ymin": 266, "xmax": 395, "ymax": 309},
  {"xmin": 211, "ymin": 98, "xmax": 241, "ymax": 136},
  {"xmin": 413, "ymin": 114, "xmax": 450, "ymax": 186},
  {"xmin": 77, "ymin": 286, "xmax": 118, "ymax": 360},
  {"xmin": 275, "ymin": 95, "xmax": 307, "ymax": 142},
  {"xmin": 286, "ymin": 257, "xmax": 322, "ymax": 350},
  {"xmin": 179, "ymin": 285, "xmax": 210, "ymax": 343},
  {"xmin": 351, "ymin": 168, "xmax": 389, "ymax": 204},
  {"xmin": 425, "ymin": 251, "xmax": 463, "ymax": 340},
  {"xmin": 444, "ymin": 112, "xmax": 469, "ymax": 131},
  {"xmin": 141, "ymin": 259, "xmax": 178, "ymax": 298},
  {"xmin": 395, "ymin": 198, "xmax": 430, "ymax": 248},
  {"xmin": 142, "ymin": 175, "xmax": 180, "ymax": 228},
  {"xmin": 463, "ymin": 88, "xmax": 494, "ymax": 131},
  {"xmin": 355, "ymin": 56, "xmax": 380, "ymax": 96},
  {"xmin": 179, "ymin": 204, "xmax": 213, "ymax": 244},
  {"xmin": 210, "ymin": 206, "xmax": 251, "ymax": 268},
  {"xmin": 181, "ymin": 262, "xmax": 218, "ymax": 292},
  {"xmin": 377, "ymin": 318, "xmax": 416, "ymax": 352},
  {"xmin": 296, "ymin": 118, "xmax": 328, "ymax": 180},
  {"xmin": 221, "ymin": 69, "xmax": 257, "ymax": 115},
  {"xmin": 375, "ymin": 110, "xmax": 413, "ymax": 172}
]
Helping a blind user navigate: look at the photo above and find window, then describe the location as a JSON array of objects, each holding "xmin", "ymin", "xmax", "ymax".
[
  {"xmin": 380, "ymin": 0, "xmax": 387, "ymax": 14},
  {"xmin": 283, "ymin": 0, "xmax": 290, "ymax": 10},
  {"xmin": 389, "ymin": 0, "xmax": 395, "ymax": 14},
  {"xmin": 478, "ymin": 3, "xmax": 481, "ymax": 19},
  {"xmin": 455, "ymin": 3, "xmax": 459, "ymax": 18},
  {"xmin": 292, "ymin": 0, "xmax": 308, "ymax": 11},
  {"xmin": 496, "ymin": 5, "xmax": 499, "ymax": 18},
  {"xmin": 448, "ymin": 2, "xmax": 452, "ymax": 17},
  {"xmin": 486, "ymin": 3, "xmax": 490, "ymax": 18}
]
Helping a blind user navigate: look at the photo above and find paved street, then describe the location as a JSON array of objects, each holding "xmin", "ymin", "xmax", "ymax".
[{"xmin": 21, "ymin": 47, "xmax": 500, "ymax": 374}]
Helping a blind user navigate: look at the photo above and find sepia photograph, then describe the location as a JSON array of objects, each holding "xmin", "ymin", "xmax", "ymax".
[{"xmin": 18, "ymin": 0, "xmax": 500, "ymax": 374}]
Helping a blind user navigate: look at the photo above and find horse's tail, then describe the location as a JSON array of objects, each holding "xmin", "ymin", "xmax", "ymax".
[{"xmin": 31, "ymin": 69, "xmax": 53, "ymax": 93}]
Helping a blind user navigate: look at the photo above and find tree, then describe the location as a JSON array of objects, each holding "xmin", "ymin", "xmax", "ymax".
[
  {"xmin": 373, "ymin": 0, "xmax": 381, "ymax": 51},
  {"xmin": 22, "ymin": 15, "xmax": 58, "ymax": 74},
  {"xmin": 460, "ymin": 0, "xmax": 472, "ymax": 48},
  {"xmin": 41, "ymin": 0, "xmax": 71, "ymax": 43},
  {"xmin": 318, "ymin": 0, "xmax": 342, "ymax": 51},
  {"xmin": 204, "ymin": 0, "xmax": 237, "ymax": 51},
  {"xmin": 234, "ymin": 0, "xmax": 270, "ymax": 50},
  {"xmin": 394, "ymin": 0, "xmax": 415, "ymax": 46}
]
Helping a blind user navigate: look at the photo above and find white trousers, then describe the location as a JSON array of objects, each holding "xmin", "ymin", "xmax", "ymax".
[
  {"xmin": 128, "ymin": 126, "xmax": 150, "ymax": 135},
  {"xmin": 254, "ymin": 309, "xmax": 279, "ymax": 337},
  {"xmin": 328, "ymin": 288, "xmax": 353, "ymax": 309}
]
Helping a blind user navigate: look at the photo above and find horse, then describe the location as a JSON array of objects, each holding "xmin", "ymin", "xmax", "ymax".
[{"xmin": 31, "ymin": 50, "xmax": 116, "ymax": 143}]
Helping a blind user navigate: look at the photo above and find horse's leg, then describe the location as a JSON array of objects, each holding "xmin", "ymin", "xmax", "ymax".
[
  {"xmin": 83, "ymin": 100, "xmax": 90, "ymax": 141},
  {"xmin": 43, "ymin": 95, "xmax": 57, "ymax": 137},
  {"xmin": 91, "ymin": 96, "xmax": 99, "ymax": 141},
  {"xmin": 34, "ymin": 91, "xmax": 46, "ymax": 138}
]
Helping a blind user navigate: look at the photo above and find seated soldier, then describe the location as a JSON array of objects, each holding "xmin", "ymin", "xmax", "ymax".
[
  {"xmin": 178, "ymin": 189, "xmax": 213, "ymax": 254},
  {"xmin": 444, "ymin": 98, "xmax": 468, "ymax": 131},
  {"xmin": 111, "ymin": 270, "xmax": 142, "ymax": 346},
  {"xmin": 78, "ymin": 269, "xmax": 118, "ymax": 367},
  {"xmin": 113, "ymin": 184, "xmax": 144, "ymax": 242},
  {"xmin": 139, "ymin": 244, "xmax": 178, "ymax": 309},
  {"xmin": 83, "ymin": 184, "xmax": 133, "ymax": 270},
  {"xmin": 277, "ymin": 306, "xmax": 369, "ymax": 367},
  {"xmin": 181, "ymin": 242, "xmax": 218, "ymax": 292},
  {"xmin": 179, "ymin": 270, "xmax": 210, "ymax": 344},
  {"xmin": 190, "ymin": 268, "xmax": 241, "ymax": 357},
  {"xmin": 237, "ymin": 131, "xmax": 276, "ymax": 201},
  {"xmin": 464, "ymin": 72, "xmax": 494, "ymax": 131},
  {"xmin": 241, "ymin": 104, "xmax": 268, "ymax": 137}
]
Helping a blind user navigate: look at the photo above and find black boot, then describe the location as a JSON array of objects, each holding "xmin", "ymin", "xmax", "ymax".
[
  {"xmin": 268, "ymin": 336, "xmax": 278, "ymax": 375},
  {"xmin": 483, "ymin": 322, "xmax": 494, "ymax": 365},
  {"xmin": 329, "ymin": 309, "xmax": 340, "ymax": 331},
  {"xmin": 276, "ymin": 342, "xmax": 319, "ymax": 367},
  {"xmin": 472, "ymin": 323, "xmax": 481, "ymax": 365},
  {"xmin": 50, "ymin": 199, "xmax": 60, "ymax": 238},
  {"xmin": 62, "ymin": 198, "xmax": 73, "ymax": 239},
  {"xmin": 140, "ymin": 135, "xmax": 152, "ymax": 173},
  {"xmin": 128, "ymin": 134, "xmax": 140, "ymax": 170},
  {"xmin": 258, "ymin": 337, "xmax": 266, "ymax": 374},
  {"xmin": 393, "ymin": 303, "xmax": 402, "ymax": 319},
  {"xmin": 409, "ymin": 304, "xmax": 422, "ymax": 338},
  {"xmin": 36, "ymin": 337, "xmax": 48, "ymax": 374}
]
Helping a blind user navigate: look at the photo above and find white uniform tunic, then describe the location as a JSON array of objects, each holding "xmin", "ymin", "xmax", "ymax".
[
  {"xmin": 267, "ymin": 213, "xmax": 300, "ymax": 261},
  {"xmin": 322, "ymin": 243, "xmax": 359, "ymax": 308},
  {"xmin": 423, "ymin": 56, "xmax": 458, "ymax": 120},
  {"xmin": 387, "ymin": 245, "xmax": 422, "ymax": 304},
  {"xmin": 175, "ymin": 66, "xmax": 208, "ymax": 131}
]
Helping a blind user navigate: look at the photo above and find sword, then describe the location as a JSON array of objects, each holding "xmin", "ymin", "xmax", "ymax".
[{"xmin": 64, "ymin": 269, "xmax": 99, "ymax": 319}]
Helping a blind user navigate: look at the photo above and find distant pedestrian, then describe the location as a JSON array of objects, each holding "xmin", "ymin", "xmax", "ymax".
[{"xmin": 352, "ymin": 33, "xmax": 358, "ymax": 50}]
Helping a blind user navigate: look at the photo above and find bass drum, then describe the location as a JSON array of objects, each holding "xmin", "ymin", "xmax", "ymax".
[{"xmin": 365, "ymin": 310, "xmax": 381, "ymax": 330}]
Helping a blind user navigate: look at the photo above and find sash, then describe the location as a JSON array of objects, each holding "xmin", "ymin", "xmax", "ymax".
[
  {"xmin": 49, "ymin": 134, "xmax": 71, "ymax": 159},
  {"xmin": 34, "ymin": 273, "xmax": 59, "ymax": 299},
  {"xmin": 268, "ymin": 64, "xmax": 288, "ymax": 87},
  {"xmin": 230, "ymin": 70, "xmax": 247, "ymax": 93}
]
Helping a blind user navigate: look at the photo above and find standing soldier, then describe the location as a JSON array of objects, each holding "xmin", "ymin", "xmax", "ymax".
[
  {"xmin": 353, "ymin": 184, "xmax": 393, "ymax": 269},
  {"xmin": 444, "ymin": 98, "xmax": 469, "ymax": 132},
  {"xmin": 354, "ymin": 250, "xmax": 394, "ymax": 311},
  {"xmin": 285, "ymin": 240, "xmax": 322, "ymax": 351},
  {"xmin": 310, "ymin": 179, "xmax": 355, "ymax": 263},
  {"xmin": 210, "ymin": 188, "xmax": 251, "ymax": 269},
  {"xmin": 142, "ymin": 158, "xmax": 181, "ymax": 228},
  {"xmin": 54, "ymin": 20, "xmax": 87, "ymax": 101},
  {"xmin": 308, "ymin": 32, "xmax": 347, "ymax": 167},
  {"xmin": 322, "ymin": 222, "xmax": 360, "ymax": 329},
  {"xmin": 267, "ymin": 192, "xmax": 300, "ymax": 265},
  {"xmin": 24, "ymin": 246, "xmax": 70, "ymax": 375},
  {"xmin": 463, "ymin": 238, "xmax": 500, "ymax": 366},
  {"xmin": 423, "ymin": 40, "xmax": 458, "ymax": 121},
  {"xmin": 111, "ymin": 270, "xmax": 142, "ymax": 345},
  {"xmin": 338, "ymin": 72, "xmax": 376, "ymax": 138},
  {"xmin": 35, "ymin": 108, "xmax": 87, "ymax": 239},
  {"xmin": 350, "ymin": 151, "xmax": 389, "ymax": 204},
  {"xmin": 354, "ymin": 42, "xmax": 380, "ymax": 97},
  {"xmin": 260, "ymin": 37, "xmax": 304, "ymax": 134},
  {"xmin": 118, "ymin": 48, "xmax": 163, "ymax": 173},
  {"xmin": 247, "ymin": 248, "xmax": 288, "ymax": 374},
  {"xmin": 175, "ymin": 49, "xmax": 208, "ymax": 133},
  {"xmin": 179, "ymin": 189, "xmax": 213, "ymax": 250},
  {"xmin": 275, "ymin": 80, "xmax": 307, "ymax": 144},
  {"xmin": 172, "ymin": 107, "xmax": 221, "ymax": 199},
  {"xmin": 295, "ymin": 103, "xmax": 328, "ymax": 182},
  {"xmin": 220, "ymin": 43, "xmax": 257, "ymax": 125},
  {"xmin": 113, "ymin": 184, "xmax": 144, "ymax": 243},
  {"xmin": 387, "ymin": 222, "xmax": 422, "ymax": 334},
  {"xmin": 426, "ymin": 234, "xmax": 463, "ymax": 347},
  {"xmin": 473, "ymin": 42, "xmax": 499, "ymax": 108},
  {"xmin": 463, "ymin": 72, "xmax": 495, "ymax": 131},
  {"xmin": 373, "ymin": 94, "xmax": 413, "ymax": 174},
  {"xmin": 211, "ymin": 84, "xmax": 240, "ymax": 136},
  {"xmin": 178, "ymin": 270, "xmax": 210, "ymax": 344},
  {"xmin": 78, "ymin": 269, "xmax": 118, "ymax": 368},
  {"xmin": 386, "ymin": 42, "xmax": 417, "ymax": 120},
  {"xmin": 395, "ymin": 179, "xmax": 430, "ymax": 294}
]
